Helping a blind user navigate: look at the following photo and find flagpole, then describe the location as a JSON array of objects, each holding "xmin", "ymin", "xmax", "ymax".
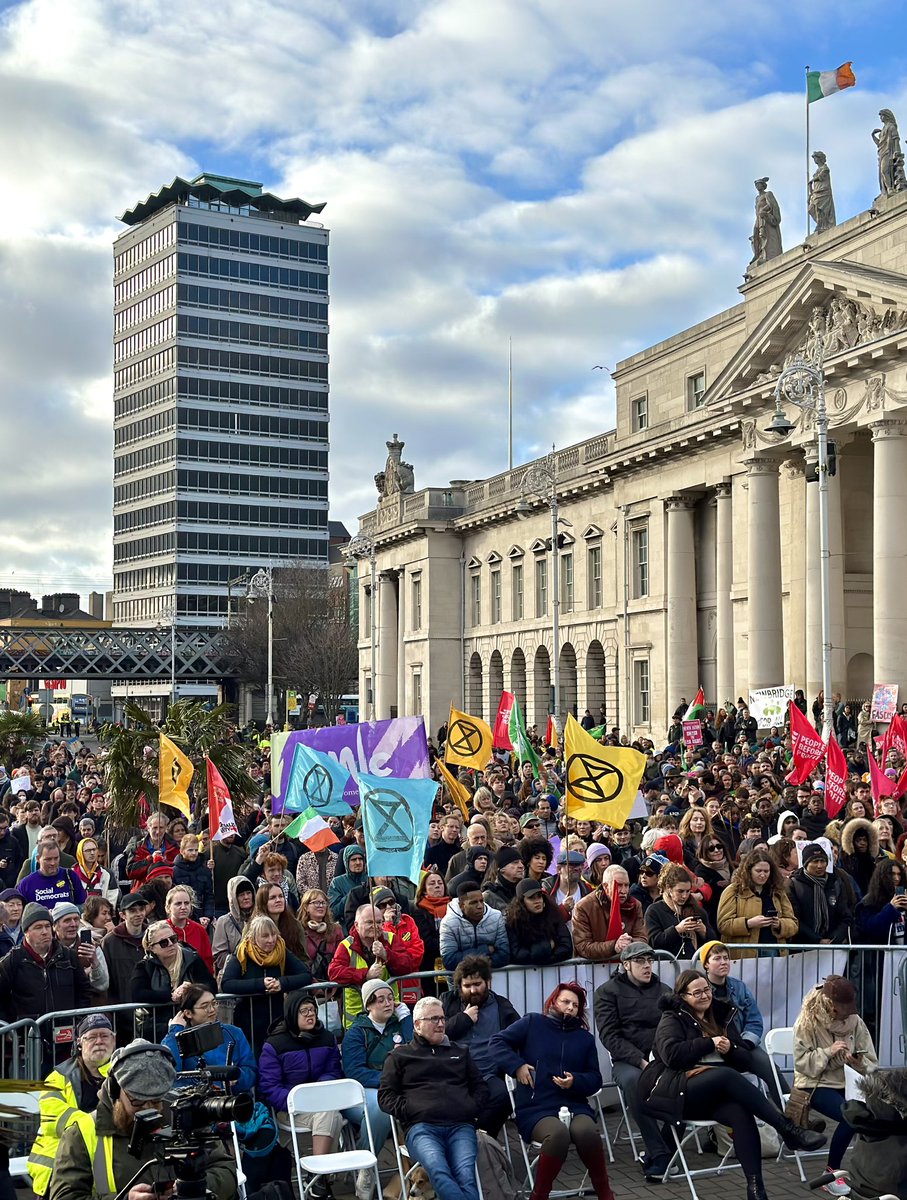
[
  {"xmin": 508, "ymin": 338, "xmax": 513, "ymax": 471},
  {"xmin": 805, "ymin": 64, "xmax": 811, "ymax": 240}
]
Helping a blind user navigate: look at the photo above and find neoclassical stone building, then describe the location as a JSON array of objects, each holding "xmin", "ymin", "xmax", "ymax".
[{"xmin": 351, "ymin": 191, "xmax": 907, "ymax": 738}]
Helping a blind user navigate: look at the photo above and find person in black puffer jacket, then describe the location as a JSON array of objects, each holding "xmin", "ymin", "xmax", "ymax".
[
  {"xmin": 504, "ymin": 879, "xmax": 572, "ymax": 965},
  {"xmin": 640, "ymin": 972, "xmax": 825, "ymax": 1200},
  {"xmin": 844, "ymin": 1066, "xmax": 907, "ymax": 1200},
  {"xmin": 787, "ymin": 844, "xmax": 854, "ymax": 944}
]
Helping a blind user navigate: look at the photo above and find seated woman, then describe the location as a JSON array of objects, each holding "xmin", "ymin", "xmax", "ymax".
[
  {"xmin": 221, "ymin": 915, "xmax": 312, "ymax": 1052},
  {"xmin": 297, "ymin": 888, "xmax": 343, "ymax": 981},
  {"xmin": 716, "ymin": 848, "xmax": 798, "ymax": 957},
  {"xmin": 639, "ymin": 970, "xmax": 824, "ymax": 1200},
  {"xmin": 255, "ymin": 882, "xmax": 306, "ymax": 957},
  {"xmin": 793, "ymin": 975, "xmax": 878, "ymax": 1189},
  {"xmin": 645, "ymin": 863, "xmax": 716, "ymax": 958},
  {"xmin": 520, "ymin": 838, "xmax": 555, "ymax": 884},
  {"xmin": 505, "ymin": 879, "xmax": 573, "ymax": 965},
  {"xmin": 163, "ymin": 982, "xmax": 257, "ymax": 1095},
  {"xmin": 678, "ymin": 809, "xmax": 713, "ymax": 873},
  {"xmin": 412, "ymin": 868, "xmax": 450, "ymax": 992},
  {"xmin": 259, "ymin": 990, "xmax": 344, "ymax": 1198},
  {"xmin": 489, "ymin": 982, "xmax": 614, "ymax": 1200},
  {"xmin": 629, "ymin": 855, "xmax": 665, "ymax": 915},
  {"xmin": 130, "ymin": 919, "xmax": 218, "ymax": 1041}
]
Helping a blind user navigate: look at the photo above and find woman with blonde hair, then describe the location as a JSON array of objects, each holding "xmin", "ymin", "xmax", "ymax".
[
  {"xmin": 716, "ymin": 848, "xmax": 798, "ymax": 957},
  {"xmin": 793, "ymin": 976, "xmax": 878, "ymax": 1186},
  {"xmin": 296, "ymin": 888, "xmax": 342, "ymax": 981},
  {"xmin": 221, "ymin": 914, "xmax": 312, "ymax": 1049},
  {"xmin": 130, "ymin": 918, "xmax": 217, "ymax": 1038}
]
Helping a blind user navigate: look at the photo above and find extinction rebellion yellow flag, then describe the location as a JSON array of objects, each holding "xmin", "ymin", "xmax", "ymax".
[
  {"xmin": 444, "ymin": 704, "xmax": 494, "ymax": 770},
  {"xmin": 564, "ymin": 713, "xmax": 646, "ymax": 825},
  {"xmin": 436, "ymin": 757, "xmax": 472, "ymax": 820},
  {"xmin": 159, "ymin": 734, "xmax": 194, "ymax": 818}
]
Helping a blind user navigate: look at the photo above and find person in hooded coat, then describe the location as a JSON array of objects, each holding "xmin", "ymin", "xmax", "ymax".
[
  {"xmin": 211, "ymin": 877, "xmax": 256, "ymax": 978},
  {"xmin": 839, "ymin": 818, "xmax": 880, "ymax": 898},
  {"xmin": 448, "ymin": 845, "xmax": 491, "ymax": 899},
  {"xmin": 844, "ymin": 1066, "xmax": 907, "ymax": 1200},
  {"xmin": 327, "ymin": 845, "xmax": 369, "ymax": 932}
]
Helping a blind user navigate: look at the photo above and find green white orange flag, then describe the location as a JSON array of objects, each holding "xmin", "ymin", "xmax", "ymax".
[
  {"xmin": 509, "ymin": 694, "xmax": 540, "ymax": 778},
  {"xmin": 807, "ymin": 63, "xmax": 856, "ymax": 103},
  {"xmin": 683, "ymin": 688, "xmax": 706, "ymax": 721},
  {"xmin": 284, "ymin": 804, "xmax": 336, "ymax": 852}
]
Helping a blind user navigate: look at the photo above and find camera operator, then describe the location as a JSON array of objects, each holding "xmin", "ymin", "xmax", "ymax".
[{"xmin": 49, "ymin": 1039, "xmax": 238, "ymax": 1200}]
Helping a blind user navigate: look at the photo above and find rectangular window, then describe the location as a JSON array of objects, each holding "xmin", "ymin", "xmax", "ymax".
[
  {"xmin": 587, "ymin": 545, "xmax": 602, "ymax": 609},
  {"xmin": 412, "ymin": 671, "xmax": 422, "ymax": 715},
  {"xmin": 365, "ymin": 676, "xmax": 373, "ymax": 713},
  {"xmin": 512, "ymin": 563, "xmax": 524, "ymax": 620},
  {"xmin": 631, "ymin": 526, "xmax": 649, "ymax": 598},
  {"xmin": 411, "ymin": 576, "xmax": 422, "ymax": 631},
  {"xmin": 632, "ymin": 394, "xmax": 648, "ymax": 431},
  {"xmin": 687, "ymin": 370, "xmax": 706, "ymax": 409},
  {"xmin": 362, "ymin": 587, "xmax": 372, "ymax": 642},
  {"xmin": 634, "ymin": 659, "xmax": 650, "ymax": 725},
  {"xmin": 535, "ymin": 558, "xmax": 548, "ymax": 617},
  {"xmin": 561, "ymin": 553, "xmax": 574, "ymax": 613},
  {"xmin": 491, "ymin": 569, "xmax": 502, "ymax": 624},
  {"xmin": 470, "ymin": 572, "xmax": 481, "ymax": 626}
]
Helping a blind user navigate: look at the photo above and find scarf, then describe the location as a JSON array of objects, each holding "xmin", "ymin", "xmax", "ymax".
[
  {"xmin": 236, "ymin": 934, "xmax": 287, "ymax": 974},
  {"xmin": 801, "ymin": 872, "xmax": 830, "ymax": 937},
  {"xmin": 418, "ymin": 895, "xmax": 450, "ymax": 920},
  {"xmin": 306, "ymin": 920, "xmax": 327, "ymax": 934},
  {"xmin": 75, "ymin": 840, "xmax": 102, "ymax": 889}
]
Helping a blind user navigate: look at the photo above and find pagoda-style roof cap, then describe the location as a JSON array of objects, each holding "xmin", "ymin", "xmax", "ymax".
[{"xmin": 119, "ymin": 173, "xmax": 326, "ymax": 225}]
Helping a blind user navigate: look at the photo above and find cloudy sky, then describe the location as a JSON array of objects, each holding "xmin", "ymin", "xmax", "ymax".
[{"xmin": 0, "ymin": 0, "xmax": 902, "ymax": 601}]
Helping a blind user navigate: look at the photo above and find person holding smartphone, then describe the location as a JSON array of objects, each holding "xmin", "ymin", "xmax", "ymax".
[
  {"xmin": 52, "ymin": 902, "xmax": 110, "ymax": 997},
  {"xmin": 716, "ymin": 848, "xmax": 798, "ymax": 957}
]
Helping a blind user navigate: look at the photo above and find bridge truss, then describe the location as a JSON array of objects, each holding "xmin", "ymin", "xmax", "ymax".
[{"xmin": 0, "ymin": 627, "xmax": 237, "ymax": 680}]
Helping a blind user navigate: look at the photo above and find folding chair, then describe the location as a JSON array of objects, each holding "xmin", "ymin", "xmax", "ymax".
[
  {"xmin": 2, "ymin": 1090, "xmax": 40, "ymax": 1187},
  {"xmin": 504, "ymin": 1077, "xmax": 612, "ymax": 1200},
  {"xmin": 390, "ymin": 1118, "xmax": 484, "ymax": 1200},
  {"xmin": 598, "ymin": 1051, "xmax": 641, "ymax": 1163},
  {"xmin": 285, "ymin": 1079, "xmax": 382, "ymax": 1200},
  {"xmin": 229, "ymin": 1121, "xmax": 249, "ymax": 1200},
  {"xmin": 764, "ymin": 1026, "xmax": 827, "ymax": 1183},
  {"xmin": 660, "ymin": 1120, "xmax": 741, "ymax": 1200}
]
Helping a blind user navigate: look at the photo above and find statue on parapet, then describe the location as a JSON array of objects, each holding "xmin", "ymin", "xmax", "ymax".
[
  {"xmin": 808, "ymin": 151, "xmax": 836, "ymax": 232},
  {"xmin": 749, "ymin": 177, "xmax": 783, "ymax": 265},
  {"xmin": 375, "ymin": 433, "xmax": 415, "ymax": 497},
  {"xmin": 873, "ymin": 108, "xmax": 907, "ymax": 198}
]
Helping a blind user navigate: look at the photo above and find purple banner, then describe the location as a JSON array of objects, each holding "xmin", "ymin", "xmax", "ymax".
[{"xmin": 272, "ymin": 716, "xmax": 431, "ymax": 809}]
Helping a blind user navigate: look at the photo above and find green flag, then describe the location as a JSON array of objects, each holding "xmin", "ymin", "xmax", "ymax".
[{"xmin": 508, "ymin": 694, "xmax": 540, "ymax": 778}]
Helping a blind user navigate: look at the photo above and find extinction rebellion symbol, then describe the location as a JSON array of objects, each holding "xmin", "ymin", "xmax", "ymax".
[
  {"xmin": 447, "ymin": 718, "xmax": 484, "ymax": 759},
  {"xmin": 362, "ymin": 787, "xmax": 416, "ymax": 852},
  {"xmin": 565, "ymin": 752, "xmax": 624, "ymax": 804},
  {"xmin": 303, "ymin": 763, "xmax": 335, "ymax": 810}
]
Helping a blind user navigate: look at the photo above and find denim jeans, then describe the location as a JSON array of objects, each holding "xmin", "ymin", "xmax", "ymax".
[
  {"xmin": 810, "ymin": 1087, "xmax": 853, "ymax": 1169},
  {"xmin": 405, "ymin": 1123, "xmax": 479, "ymax": 1200},
  {"xmin": 345, "ymin": 1088, "xmax": 391, "ymax": 1153},
  {"xmin": 610, "ymin": 1060, "xmax": 670, "ymax": 1162}
]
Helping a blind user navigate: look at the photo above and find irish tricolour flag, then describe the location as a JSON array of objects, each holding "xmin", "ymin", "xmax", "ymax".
[
  {"xmin": 683, "ymin": 689, "xmax": 706, "ymax": 721},
  {"xmin": 807, "ymin": 63, "xmax": 856, "ymax": 103},
  {"xmin": 284, "ymin": 804, "xmax": 336, "ymax": 852}
]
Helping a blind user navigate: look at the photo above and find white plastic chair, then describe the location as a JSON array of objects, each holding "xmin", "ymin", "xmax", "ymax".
[
  {"xmin": 599, "ymin": 1050, "xmax": 641, "ymax": 1163},
  {"xmin": 285, "ymin": 1079, "xmax": 381, "ymax": 1200},
  {"xmin": 2, "ymin": 1090, "xmax": 40, "ymax": 1186},
  {"xmin": 764, "ymin": 1026, "xmax": 827, "ymax": 1183},
  {"xmin": 660, "ymin": 1120, "xmax": 741, "ymax": 1200},
  {"xmin": 390, "ymin": 1117, "xmax": 484, "ymax": 1200}
]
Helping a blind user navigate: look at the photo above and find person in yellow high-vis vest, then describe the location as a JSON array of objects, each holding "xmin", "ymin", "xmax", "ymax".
[
  {"xmin": 28, "ymin": 1014, "xmax": 115, "ymax": 1197},
  {"xmin": 49, "ymin": 1039, "xmax": 237, "ymax": 1200},
  {"xmin": 327, "ymin": 903, "xmax": 414, "ymax": 1026}
]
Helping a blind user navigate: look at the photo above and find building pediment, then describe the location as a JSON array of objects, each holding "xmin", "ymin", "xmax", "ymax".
[{"xmin": 705, "ymin": 259, "xmax": 907, "ymax": 408}]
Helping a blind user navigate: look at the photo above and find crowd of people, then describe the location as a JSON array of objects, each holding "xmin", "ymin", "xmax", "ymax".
[{"xmin": 0, "ymin": 696, "xmax": 905, "ymax": 1200}]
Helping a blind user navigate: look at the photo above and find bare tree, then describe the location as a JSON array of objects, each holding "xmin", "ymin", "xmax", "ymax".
[{"xmin": 225, "ymin": 565, "xmax": 357, "ymax": 722}]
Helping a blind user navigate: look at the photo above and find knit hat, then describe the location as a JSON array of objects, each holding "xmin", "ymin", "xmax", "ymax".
[
  {"xmin": 516, "ymin": 878, "xmax": 543, "ymax": 899},
  {"xmin": 467, "ymin": 845, "xmax": 490, "ymax": 866},
  {"xmin": 370, "ymin": 886, "xmax": 396, "ymax": 908},
  {"xmin": 495, "ymin": 846, "xmax": 522, "ymax": 870},
  {"xmin": 109, "ymin": 1040, "xmax": 176, "ymax": 1101},
  {"xmin": 361, "ymin": 977, "xmax": 393, "ymax": 1010},
  {"xmin": 585, "ymin": 843, "xmax": 612, "ymax": 868},
  {"xmin": 77, "ymin": 1013, "xmax": 113, "ymax": 1039},
  {"xmin": 0, "ymin": 888, "xmax": 24, "ymax": 904},
  {"xmin": 653, "ymin": 834, "xmax": 684, "ymax": 863},
  {"xmin": 21, "ymin": 903, "xmax": 53, "ymax": 932},
  {"xmin": 801, "ymin": 843, "xmax": 829, "ymax": 866},
  {"xmin": 695, "ymin": 940, "xmax": 729, "ymax": 967},
  {"xmin": 51, "ymin": 902, "xmax": 81, "ymax": 923}
]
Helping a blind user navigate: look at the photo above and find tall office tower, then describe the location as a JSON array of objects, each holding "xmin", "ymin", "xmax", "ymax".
[{"xmin": 112, "ymin": 174, "xmax": 330, "ymax": 651}]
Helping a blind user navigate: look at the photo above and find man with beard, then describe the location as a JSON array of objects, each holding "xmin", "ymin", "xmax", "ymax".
[
  {"xmin": 50, "ymin": 1040, "xmax": 237, "ymax": 1200},
  {"xmin": 28, "ymin": 1015, "xmax": 116, "ymax": 1198}
]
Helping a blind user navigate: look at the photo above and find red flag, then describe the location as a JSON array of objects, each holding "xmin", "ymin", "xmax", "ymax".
[
  {"xmin": 545, "ymin": 715, "xmax": 559, "ymax": 750},
  {"xmin": 883, "ymin": 713, "xmax": 907, "ymax": 762},
  {"xmin": 785, "ymin": 701, "xmax": 827, "ymax": 784},
  {"xmin": 868, "ymin": 752, "xmax": 896, "ymax": 807},
  {"xmin": 493, "ymin": 691, "xmax": 515, "ymax": 750},
  {"xmin": 206, "ymin": 758, "xmax": 239, "ymax": 842},
  {"xmin": 824, "ymin": 734, "xmax": 848, "ymax": 819},
  {"xmin": 893, "ymin": 764, "xmax": 907, "ymax": 802},
  {"xmin": 605, "ymin": 881, "xmax": 624, "ymax": 944}
]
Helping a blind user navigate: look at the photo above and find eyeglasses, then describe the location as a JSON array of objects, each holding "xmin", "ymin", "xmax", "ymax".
[
  {"xmin": 193, "ymin": 1000, "xmax": 218, "ymax": 1012},
  {"xmin": 152, "ymin": 936, "xmax": 177, "ymax": 948},
  {"xmin": 684, "ymin": 985, "xmax": 712, "ymax": 999},
  {"xmin": 418, "ymin": 1015, "xmax": 446, "ymax": 1025},
  {"xmin": 706, "ymin": 844, "xmax": 724, "ymax": 852}
]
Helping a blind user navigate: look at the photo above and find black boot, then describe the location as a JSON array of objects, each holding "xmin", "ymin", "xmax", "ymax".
[
  {"xmin": 746, "ymin": 1173, "xmax": 769, "ymax": 1200},
  {"xmin": 777, "ymin": 1117, "xmax": 827, "ymax": 1152}
]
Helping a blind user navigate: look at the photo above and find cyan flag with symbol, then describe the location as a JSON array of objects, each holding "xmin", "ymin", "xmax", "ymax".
[
  {"xmin": 357, "ymin": 772, "xmax": 439, "ymax": 883},
  {"xmin": 284, "ymin": 742, "xmax": 352, "ymax": 817}
]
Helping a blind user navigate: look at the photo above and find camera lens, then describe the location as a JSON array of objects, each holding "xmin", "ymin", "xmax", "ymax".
[{"xmin": 197, "ymin": 1093, "xmax": 254, "ymax": 1124}]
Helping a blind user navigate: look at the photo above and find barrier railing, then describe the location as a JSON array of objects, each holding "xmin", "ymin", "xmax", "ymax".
[{"xmin": 0, "ymin": 1017, "xmax": 39, "ymax": 1082}]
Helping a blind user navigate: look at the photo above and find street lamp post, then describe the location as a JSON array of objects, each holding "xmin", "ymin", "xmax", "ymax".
[
  {"xmin": 765, "ymin": 350, "xmax": 833, "ymax": 737},
  {"xmin": 345, "ymin": 533, "xmax": 378, "ymax": 720},
  {"xmin": 157, "ymin": 605, "xmax": 177, "ymax": 712},
  {"xmin": 247, "ymin": 567, "xmax": 274, "ymax": 727},
  {"xmin": 516, "ymin": 449, "xmax": 570, "ymax": 731}
]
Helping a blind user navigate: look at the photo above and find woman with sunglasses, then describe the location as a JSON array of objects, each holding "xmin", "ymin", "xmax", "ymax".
[
  {"xmin": 629, "ymin": 856, "xmax": 665, "ymax": 915},
  {"xmin": 640, "ymin": 970, "xmax": 825, "ymax": 1200},
  {"xmin": 163, "ymin": 982, "xmax": 257, "ymax": 1094},
  {"xmin": 696, "ymin": 836, "xmax": 733, "ymax": 924},
  {"xmin": 490, "ymin": 982, "xmax": 614, "ymax": 1200},
  {"xmin": 130, "ymin": 918, "xmax": 217, "ymax": 1039}
]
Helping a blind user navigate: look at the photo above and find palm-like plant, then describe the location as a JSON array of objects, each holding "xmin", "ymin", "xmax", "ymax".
[
  {"xmin": 0, "ymin": 709, "xmax": 45, "ymax": 772},
  {"xmin": 100, "ymin": 699, "xmax": 260, "ymax": 835}
]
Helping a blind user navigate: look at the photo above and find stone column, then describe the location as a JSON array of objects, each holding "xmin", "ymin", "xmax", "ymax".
[
  {"xmin": 396, "ymin": 567, "xmax": 406, "ymax": 715},
  {"xmin": 747, "ymin": 457, "xmax": 784, "ymax": 689},
  {"xmin": 872, "ymin": 420, "xmax": 907, "ymax": 686},
  {"xmin": 805, "ymin": 447, "xmax": 847, "ymax": 697},
  {"xmin": 665, "ymin": 495, "xmax": 699, "ymax": 713},
  {"xmin": 715, "ymin": 481, "xmax": 735, "ymax": 707},
  {"xmin": 376, "ymin": 571, "xmax": 398, "ymax": 718}
]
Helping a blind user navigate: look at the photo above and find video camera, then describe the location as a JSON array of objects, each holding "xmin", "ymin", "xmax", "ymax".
[{"xmin": 119, "ymin": 1023, "xmax": 253, "ymax": 1200}]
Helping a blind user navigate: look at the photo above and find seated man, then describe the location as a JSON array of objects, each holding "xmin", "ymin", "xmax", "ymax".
[
  {"xmin": 341, "ymin": 979, "xmax": 413, "ymax": 1200},
  {"xmin": 28, "ymin": 1014, "xmax": 115, "ymax": 1198},
  {"xmin": 594, "ymin": 942, "xmax": 672, "ymax": 1181},
  {"xmin": 379, "ymin": 996, "xmax": 489, "ymax": 1200},
  {"xmin": 441, "ymin": 954, "xmax": 519, "ymax": 1135},
  {"xmin": 693, "ymin": 940, "xmax": 783, "ymax": 1106}
]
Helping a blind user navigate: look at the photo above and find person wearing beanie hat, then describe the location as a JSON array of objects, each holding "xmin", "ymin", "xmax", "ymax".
[
  {"xmin": 542, "ymin": 850, "xmax": 593, "ymax": 922},
  {"xmin": 448, "ymin": 844, "xmax": 492, "ymax": 898},
  {"xmin": 482, "ymin": 846, "xmax": 526, "ymax": 912},
  {"xmin": 787, "ymin": 843, "xmax": 854, "ymax": 948},
  {"xmin": 52, "ymin": 903, "xmax": 110, "ymax": 997},
  {"xmin": 27, "ymin": 1014, "xmax": 116, "ymax": 1197},
  {"xmin": 583, "ymin": 842, "xmax": 612, "ymax": 887},
  {"xmin": 52, "ymin": 1039, "xmax": 237, "ymax": 1200}
]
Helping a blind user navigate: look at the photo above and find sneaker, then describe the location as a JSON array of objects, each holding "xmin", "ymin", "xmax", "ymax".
[
  {"xmin": 822, "ymin": 1178, "xmax": 850, "ymax": 1197},
  {"xmin": 355, "ymin": 1169, "xmax": 374, "ymax": 1200},
  {"xmin": 643, "ymin": 1155, "xmax": 671, "ymax": 1183}
]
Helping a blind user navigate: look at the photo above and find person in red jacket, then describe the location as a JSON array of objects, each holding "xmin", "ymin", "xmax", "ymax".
[
  {"xmin": 328, "ymin": 903, "xmax": 416, "ymax": 1024},
  {"xmin": 370, "ymin": 886, "xmax": 424, "ymax": 974},
  {"xmin": 126, "ymin": 811, "xmax": 180, "ymax": 884},
  {"xmin": 165, "ymin": 884, "xmax": 215, "ymax": 975}
]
